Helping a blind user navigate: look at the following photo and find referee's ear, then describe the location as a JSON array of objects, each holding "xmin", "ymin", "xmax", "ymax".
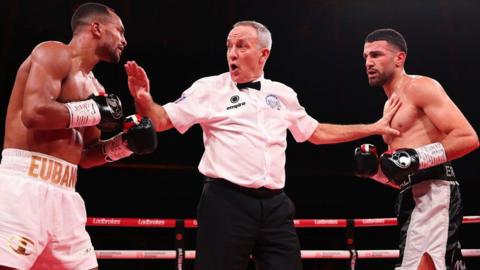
[{"xmin": 259, "ymin": 48, "xmax": 270, "ymax": 66}]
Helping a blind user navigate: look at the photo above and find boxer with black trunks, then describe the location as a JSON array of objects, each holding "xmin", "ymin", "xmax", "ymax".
[
  {"xmin": 0, "ymin": 3, "xmax": 157, "ymax": 270},
  {"xmin": 354, "ymin": 29, "xmax": 479, "ymax": 270}
]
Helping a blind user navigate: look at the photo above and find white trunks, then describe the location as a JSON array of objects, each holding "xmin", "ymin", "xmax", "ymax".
[
  {"xmin": 0, "ymin": 149, "xmax": 97, "ymax": 270},
  {"xmin": 395, "ymin": 179, "xmax": 465, "ymax": 270}
]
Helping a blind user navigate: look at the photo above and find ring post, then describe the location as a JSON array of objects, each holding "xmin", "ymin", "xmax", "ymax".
[
  {"xmin": 175, "ymin": 219, "xmax": 185, "ymax": 270},
  {"xmin": 346, "ymin": 218, "xmax": 357, "ymax": 270}
]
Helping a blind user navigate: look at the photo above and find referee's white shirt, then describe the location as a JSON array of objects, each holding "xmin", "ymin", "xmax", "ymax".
[{"xmin": 163, "ymin": 72, "xmax": 318, "ymax": 189}]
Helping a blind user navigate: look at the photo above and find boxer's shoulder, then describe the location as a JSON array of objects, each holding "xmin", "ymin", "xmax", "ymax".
[
  {"xmin": 404, "ymin": 75, "xmax": 441, "ymax": 93},
  {"xmin": 32, "ymin": 41, "xmax": 70, "ymax": 57},
  {"xmin": 30, "ymin": 41, "xmax": 72, "ymax": 76}
]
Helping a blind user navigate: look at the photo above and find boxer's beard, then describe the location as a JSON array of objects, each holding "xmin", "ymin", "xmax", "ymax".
[
  {"xmin": 106, "ymin": 47, "xmax": 121, "ymax": 63},
  {"xmin": 368, "ymin": 72, "xmax": 389, "ymax": 87},
  {"xmin": 97, "ymin": 45, "xmax": 121, "ymax": 63}
]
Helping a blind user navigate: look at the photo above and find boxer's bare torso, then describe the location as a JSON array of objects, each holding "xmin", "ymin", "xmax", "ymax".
[
  {"xmin": 4, "ymin": 41, "xmax": 104, "ymax": 164},
  {"xmin": 382, "ymin": 75, "xmax": 447, "ymax": 150}
]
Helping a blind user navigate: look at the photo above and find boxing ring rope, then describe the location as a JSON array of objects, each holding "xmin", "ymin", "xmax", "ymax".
[
  {"xmin": 93, "ymin": 249, "xmax": 480, "ymax": 260},
  {"xmin": 87, "ymin": 216, "xmax": 480, "ymax": 269},
  {"xmin": 87, "ymin": 216, "xmax": 480, "ymax": 228}
]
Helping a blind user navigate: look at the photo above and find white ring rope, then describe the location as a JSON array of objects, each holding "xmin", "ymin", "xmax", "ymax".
[{"xmin": 94, "ymin": 249, "xmax": 480, "ymax": 259}]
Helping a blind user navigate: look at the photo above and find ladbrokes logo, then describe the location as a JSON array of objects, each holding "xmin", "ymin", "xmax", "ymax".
[{"xmin": 9, "ymin": 235, "xmax": 34, "ymax": 256}]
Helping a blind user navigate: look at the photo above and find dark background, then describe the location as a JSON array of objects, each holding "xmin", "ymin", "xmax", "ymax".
[{"xmin": 1, "ymin": 0, "xmax": 479, "ymax": 269}]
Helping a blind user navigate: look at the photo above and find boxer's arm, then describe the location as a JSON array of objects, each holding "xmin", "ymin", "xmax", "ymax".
[
  {"xmin": 380, "ymin": 78, "xmax": 479, "ymax": 183},
  {"xmin": 80, "ymin": 115, "xmax": 157, "ymax": 168},
  {"xmin": 407, "ymin": 77, "xmax": 479, "ymax": 159},
  {"xmin": 309, "ymin": 97, "xmax": 401, "ymax": 144},
  {"xmin": 79, "ymin": 126, "xmax": 106, "ymax": 168},
  {"xmin": 22, "ymin": 42, "xmax": 72, "ymax": 129},
  {"xmin": 124, "ymin": 60, "xmax": 173, "ymax": 132}
]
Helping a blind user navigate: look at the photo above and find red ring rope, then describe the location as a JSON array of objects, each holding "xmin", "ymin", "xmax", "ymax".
[{"xmin": 87, "ymin": 216, "xmax": 480, "ymax": 228}]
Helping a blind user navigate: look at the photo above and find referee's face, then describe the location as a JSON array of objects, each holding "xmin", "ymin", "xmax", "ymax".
[{"xmin": 227, "ymin": 25, "xmax": 268, "ymax": 83}]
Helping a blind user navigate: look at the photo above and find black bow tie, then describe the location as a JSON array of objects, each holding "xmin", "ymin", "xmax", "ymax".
[{"xmin": 236, "ymin": 81, "xmax": 261, "ymax": 90}]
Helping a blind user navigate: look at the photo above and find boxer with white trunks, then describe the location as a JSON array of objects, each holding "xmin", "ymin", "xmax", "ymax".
[{"xmin": 0, "ymin": 3, "xmax": 156, "ymax": 270}]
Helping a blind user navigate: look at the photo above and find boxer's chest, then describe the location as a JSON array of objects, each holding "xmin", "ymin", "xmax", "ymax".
[
  {"xmin": 385, "ymin": 101, "xmax": 437, "ymax": 148},
  {"xmin": 59, "ymin": 72, "xmax": 105, "ymax": 102}
]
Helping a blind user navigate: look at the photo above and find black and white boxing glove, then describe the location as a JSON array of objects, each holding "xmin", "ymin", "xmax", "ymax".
[
  {"xmin": 102, "ymin": 114, "xmax": 158, "ymax": 162},
  {"xmin": 354, "ymin": 144, "xmax": 390, "ymax": 184},
  {"xmin": 354, "ymin": 144, "xmax": 379, "ymax": 177},
  {"xmin": 64, "ymin": 93, "xmax": 123, "ymax": 132},
  {"xmin": 380, "ymin": 143, "xmax": 447, "ymax": 185}
]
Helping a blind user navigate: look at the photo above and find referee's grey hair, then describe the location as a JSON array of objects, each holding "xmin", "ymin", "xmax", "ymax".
[{"xmin": 233, "ymin": 21, "xmax": 272, "ymax": 50}]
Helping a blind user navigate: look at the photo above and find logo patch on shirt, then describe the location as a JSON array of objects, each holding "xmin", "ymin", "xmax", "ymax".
[
  {"xmin": 230, "ymin": 95, "xmax": 239, "ymax": 103},
  {"xmin": 227, "ymin": 95, "xmax": 245, "ymax": 110},
  {"xmin": 265, "ymin": 94, "xmax": 281, "ymax": 110}
]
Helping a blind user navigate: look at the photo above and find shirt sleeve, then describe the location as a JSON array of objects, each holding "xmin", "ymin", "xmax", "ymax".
[
  {"xmin": 286, "ymin": 93, "xmax": 318, "ymax": 142},
  {"xmin": 163, "ymin": 80, "xmax": 211, "ymax": 134}
]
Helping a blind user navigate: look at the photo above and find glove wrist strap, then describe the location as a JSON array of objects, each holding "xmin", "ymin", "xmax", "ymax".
[
  {"xmin": 65, "ymin": 100, "xmax": 101, "ymax": 128},
  {"xmin": 416, "ymin": 142, "xmax": 447, "ymax": 169},
  {"xmin": 102, "ymin": 133, "xmax": 133, "ymax": 162}
]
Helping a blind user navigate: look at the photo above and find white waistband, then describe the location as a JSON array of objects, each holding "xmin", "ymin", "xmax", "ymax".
[{"xmin": 0, "ymin": 148, "xmax": 78, "ymax": 190}]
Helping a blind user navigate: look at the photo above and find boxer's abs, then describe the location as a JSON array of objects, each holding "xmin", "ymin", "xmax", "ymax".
[
  {"xmin": 385, "ymin": 125, "xmax": 446, "ymax": 149},
  {"xmin": 4, "ymin": 127, "xmax": 84, "ymax": 164},
  {"xmin": 384, "ymin": 104, "xmax": 445, "ymax": 149}
]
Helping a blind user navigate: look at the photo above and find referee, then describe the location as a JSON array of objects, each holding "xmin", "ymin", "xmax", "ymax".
[{"xmin": 124, "ymin": 20, "xmax": 400, "ymax": 270}]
